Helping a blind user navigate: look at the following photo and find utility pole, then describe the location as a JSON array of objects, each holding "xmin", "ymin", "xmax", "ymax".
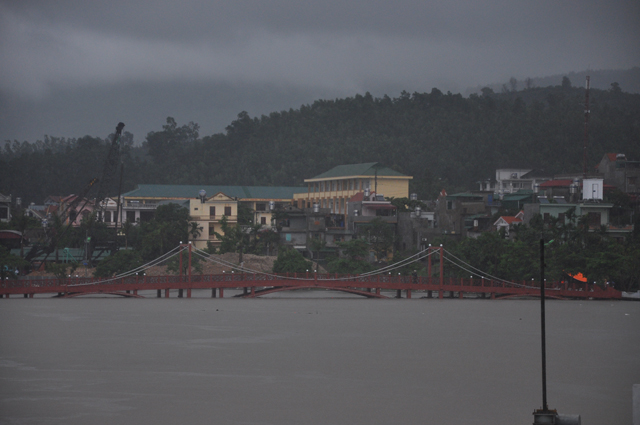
[
  {"xmin": 583, "ymin": 76, "xmax": 590, "ymax": 178},
  {"xmin": 532, "ymin": 238, "xmax": 581, "ymax": 425}
]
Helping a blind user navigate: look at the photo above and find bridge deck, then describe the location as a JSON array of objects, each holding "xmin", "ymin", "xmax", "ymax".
[{"xmin": 0, "ymin": 274, "xmax": 622, "ymax": 300}]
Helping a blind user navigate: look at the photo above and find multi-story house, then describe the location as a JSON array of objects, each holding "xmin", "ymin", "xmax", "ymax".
[
  {"xmin": 597, "ymin": 153, "xmax": 640, "ymax": 195},
  {"xmin": 436, "ymin": 192, "xmax": 488, "ymax": 239},
  {"xmin": 59, "ymin": 195, "xmax": 95, "ymax": 226},
  {"xmin": 189, "ymin": 192, "xmax": 238, "ymax": 250},
  {"xmin": 479, "ymin": 169, "xmax": 550, "ymax": 198},
  {"xmin": 523, "ymin": 178, "xmax": 633, "ymax": 242},
  {"xmin": 0, "ymin": 193, "xmax": 12, "ymax": 223}
]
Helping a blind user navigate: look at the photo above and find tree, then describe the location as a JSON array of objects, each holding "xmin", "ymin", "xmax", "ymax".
[
  {"xmin": 524, "ymin": 77, "xmax": 534, "ymax": 90},
  {"xmin": 561, "ymin": 76, "xmax": 572, "ymax": 89},
  {"xmin": 46, "ymin": 262, "xmax": 78, "ymax": 280},
  {"xmin": 325, "ymin": 238, "xmax": 372, "ymax": 274},
  {"xmin": 237, "ymin": 203, "xmax": 253, "ymax": 225},
  {"xmin": 360, "ymin": 218, "xmax": 395, "ymax": 261},
  {"xmin": 138, "ymin": 203, "xmax": 189, "ymax": 260},
  {"xmin": 610, "ymin": 82, "xmax": 622, "ymax": 94},
  {"xmin": 214, "ymin": 215, "xmax": 245, "ymax": 254},
  {"xmin": 387, "ymin": 197, "xmax": 427, "ymax": 212},
  {"xmin": 9, "ymin": 210, "xmax": 41, "ymax": 258},
  {"xmin": 189, "ymin": 221, "xmax": 203, "ymax": 240},
  {"xmin": 94, "ymin": 250, "xmax": 143, "ymax": 277},
  {"xmin": 0, "ymin": 246, "xmax": 29, "ymax": 280},
  {"xmin": 272, "ymin": 247, "xmax": 312, "ymax": 273}
]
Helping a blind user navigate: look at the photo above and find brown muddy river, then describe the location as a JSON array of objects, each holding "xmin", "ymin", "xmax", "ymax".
[{"xmin": 1, "ymin": 290, "xmax": 638, "ymax": 424}]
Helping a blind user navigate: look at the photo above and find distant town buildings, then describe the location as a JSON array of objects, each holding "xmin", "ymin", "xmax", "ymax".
[{"xmin": 5, "ymin": 154, "xmax": 638, "ymax": 261}]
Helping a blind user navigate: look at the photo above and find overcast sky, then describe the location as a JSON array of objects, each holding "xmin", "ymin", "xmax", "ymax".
[{"xmin": 1, "ymin": 0, "xmax": 639, "ymax": 143}]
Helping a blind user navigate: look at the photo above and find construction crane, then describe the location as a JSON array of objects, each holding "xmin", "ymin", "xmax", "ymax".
[
  {"xmin": 88, "ymin": 122, "xmax": 126, "ymax": 263},
  {"xmin": 24, "ymin": 122, "xmax": 126, "ymax": 267}
]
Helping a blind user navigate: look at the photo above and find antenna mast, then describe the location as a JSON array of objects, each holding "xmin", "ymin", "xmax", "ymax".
[{"xmin": 583, "ymin": 76, "xmax": 590, "ymax": 178}]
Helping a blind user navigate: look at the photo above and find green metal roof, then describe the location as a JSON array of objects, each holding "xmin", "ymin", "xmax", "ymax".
[
  {"xmin": 123, "ymin": 184, "xmax": 307, "ymax": 200},
  {"xmin": 502, "ymin": 193, "xmax": 533, "ymax": 201},
  {"xmin": 306, "ymin": 163, "xmax": 410, "ymax": 181},
  {"xmin": 446, "ymin": 192, "xmax": 483, "ymax": 200},
  {"xmin": 12, "ymin": 248, "xmax": 110, "ymax": 262}
]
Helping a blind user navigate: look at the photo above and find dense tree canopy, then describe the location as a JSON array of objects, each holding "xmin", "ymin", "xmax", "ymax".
[{"xmin": 2, "ymin": 82, "xmax": 639, "ymax": 204}]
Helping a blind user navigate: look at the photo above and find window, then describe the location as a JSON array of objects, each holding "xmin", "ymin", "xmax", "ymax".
[
  {"xmin": 255, "ymin": 203, "xmax": 266, "ymax": 212},
  {"xmin": 209, "ymin": 225, "xmax": 216, "ymax": 236},
  {"xmin": 104, "ymin": 211, "xmax": 111, "ymax": 223},
  {"xmin": 209, "ymin": 206, "xmax": 216, "ymax": 216},
  {"xmin": 224, "ymin": 206, "xmax": 232, "ymax": 216},
  {"xmin": 261, "ymin": 217, "xmax": 266, "ymax": 225}
]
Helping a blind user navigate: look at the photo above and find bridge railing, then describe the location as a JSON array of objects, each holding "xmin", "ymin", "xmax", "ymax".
[{"xmin": 1, "ymin": 272, "xmax": 600, "ymax": 294}]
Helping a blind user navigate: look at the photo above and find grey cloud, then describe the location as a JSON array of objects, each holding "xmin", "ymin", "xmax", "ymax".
[{"xmin": 1, "ymin": 0, "xmax": 638, "ymax": 141}]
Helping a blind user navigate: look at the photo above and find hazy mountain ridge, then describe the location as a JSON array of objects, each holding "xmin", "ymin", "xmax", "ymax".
[{"xmin": 467, "ymin": 67, "xmax": 640, "ymax": 95}]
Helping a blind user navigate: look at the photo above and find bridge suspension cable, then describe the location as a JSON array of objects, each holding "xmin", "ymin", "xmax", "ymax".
[
  {"xmin": 442, "ymin": 248, "xmax": 548, "ymax": 290},
  {"xmin": 64, "ymin": 243, "xmax": 551, "ymax": 291},
  {"xmin": 67, "ymin": 245, "xmax": 185, "ymax": 287},
  {"xmin": 354, "ymin": 248, "xmax": 438, "ymax": 279},
  {"xmin": 114, "ymin": 245, "xmax": 184, "ymax": 279}
]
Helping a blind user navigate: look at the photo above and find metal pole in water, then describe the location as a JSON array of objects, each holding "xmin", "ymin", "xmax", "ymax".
[
  {"xmin": 540, "ymin": 238, "xmax": 548, "ymax": 411},
  {"xmin": 533, "ymin": 238, "xmax": 581, "ymax": 425}
]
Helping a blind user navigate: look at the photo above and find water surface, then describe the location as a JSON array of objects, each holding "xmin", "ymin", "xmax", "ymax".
[{"xmin": 1, "ymin": 291, "xmax": 638, "ymax": 424}]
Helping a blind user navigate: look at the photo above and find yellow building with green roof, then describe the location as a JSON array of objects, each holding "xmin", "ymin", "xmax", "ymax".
[{"xmin": 293, "ymin": 162, "xmax": 412, "ymax": 215}]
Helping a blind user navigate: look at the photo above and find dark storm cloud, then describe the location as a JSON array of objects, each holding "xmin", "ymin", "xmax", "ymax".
[{"xmin": 1, "ymin": 0, "xmax": 639, "ymax": 141}]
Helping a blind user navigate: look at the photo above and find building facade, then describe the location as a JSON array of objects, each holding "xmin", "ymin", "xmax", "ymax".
[
  {"xmin": 0, "ymin": 193, "xmax": 11, "ymax": 223},
  {"xmin": 293, "ymin": 162, "xmax": 411, "ymax": 218},
  {"xmin": 189, "ymin": 192, "xmax": 238, "ymax": 250}
]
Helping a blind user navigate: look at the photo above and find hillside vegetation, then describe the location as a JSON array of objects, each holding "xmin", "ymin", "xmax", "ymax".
[{"xmin": 2, "ymin": 79, "xmax": 639, "ymax": 204}]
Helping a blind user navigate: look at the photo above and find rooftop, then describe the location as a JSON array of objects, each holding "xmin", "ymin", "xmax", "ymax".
[
  {"xmin": 305, "ymin": 162, "xmax": 411, "ymax": 181},
  {"xmin": 123, "ymin": 184, "xmax": 307, "ymax": 200}
]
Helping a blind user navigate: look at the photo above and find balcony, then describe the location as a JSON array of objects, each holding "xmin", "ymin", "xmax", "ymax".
[
  {"xmin": 123, "ymin": 201, "xmax": 159, "ymax": 210},
  {"xmin": 191, "ymin": 214, "xmax": 237, "ymax": 222}
]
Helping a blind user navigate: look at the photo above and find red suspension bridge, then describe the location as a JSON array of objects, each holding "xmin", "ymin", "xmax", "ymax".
[{"xmin": 0, "ymin": 245, "xmax": 622, "ymax": 300}]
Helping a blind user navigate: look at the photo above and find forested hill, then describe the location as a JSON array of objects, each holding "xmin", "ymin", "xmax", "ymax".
[{"xmin": 2, "ymin": 82, "xmax": 639, "ymax": 205}]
